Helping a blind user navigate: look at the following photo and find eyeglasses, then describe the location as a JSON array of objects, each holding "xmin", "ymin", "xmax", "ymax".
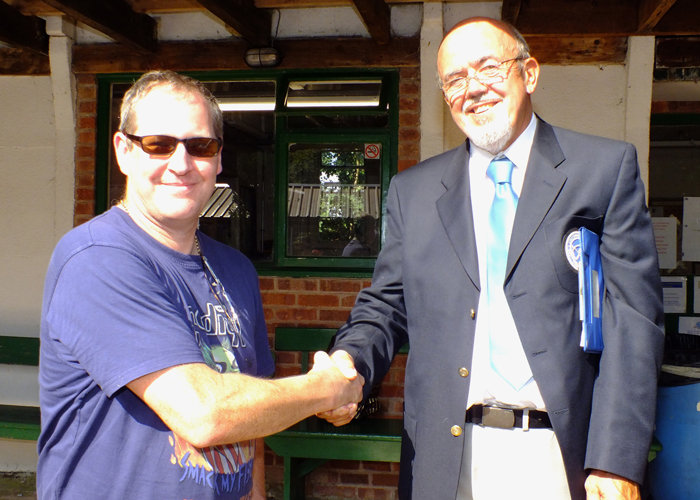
[
  {"xmin": 124, "ymin": 133, "xmax": 222, "ymax": 158},
  {"xmin": 441, "ymin": 57, "xmax": 524, "ymax": 101}
]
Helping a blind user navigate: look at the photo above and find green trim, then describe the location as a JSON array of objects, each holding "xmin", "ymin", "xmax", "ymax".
[
  {"xmin": 0, "ymin": 405, "xmax": 41, "ymax": 441},
  {"xmin": 0, "ymin": 336, "xmax": 40, "ymax": 366}
]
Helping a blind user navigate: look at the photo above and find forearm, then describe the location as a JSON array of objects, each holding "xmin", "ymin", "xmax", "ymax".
[{"xmin": 128, "ymin": 358, "xmax": 361, "ymax": 448}]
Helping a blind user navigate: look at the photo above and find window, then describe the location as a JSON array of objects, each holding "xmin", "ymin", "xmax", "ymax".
[{"xmin": 96, "ymin": 70, "xmax": 398, "ymax": 274}]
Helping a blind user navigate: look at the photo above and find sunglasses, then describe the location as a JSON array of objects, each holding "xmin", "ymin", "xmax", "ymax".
[{"xmin": 124, "ymin": 133, "xmax": 222, "ymax": 158}]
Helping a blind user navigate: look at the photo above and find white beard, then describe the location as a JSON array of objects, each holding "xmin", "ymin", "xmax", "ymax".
[{"xmin": 462, "ymin": 97, "xmax": 514, "ymax": 155}]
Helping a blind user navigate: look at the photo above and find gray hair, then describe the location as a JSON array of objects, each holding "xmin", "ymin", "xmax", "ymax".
[{"xmin": 119, "ymin": 70, "xmax": 223, "ymax": 139}]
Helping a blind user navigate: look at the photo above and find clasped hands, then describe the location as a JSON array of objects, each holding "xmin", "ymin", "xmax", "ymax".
[{"xmin": 312, "ymin": 350, "xmax": 363, "ymax": 426}]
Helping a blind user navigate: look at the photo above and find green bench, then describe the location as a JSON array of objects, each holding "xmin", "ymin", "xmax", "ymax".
[
  {"xmin": 265, "ymin": 327, "xmax": 406, "ymax": 500},
  {"xmin": 0, "ymin": 336, "xmax": 41, "ymax": 441}
]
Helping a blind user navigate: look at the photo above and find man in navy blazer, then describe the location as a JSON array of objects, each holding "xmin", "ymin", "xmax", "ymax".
[{"xmin": 320, "ymin": 17, "xmax": 664, "ymax": 500}]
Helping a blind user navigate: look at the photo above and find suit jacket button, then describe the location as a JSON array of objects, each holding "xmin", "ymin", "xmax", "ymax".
[
  {"xmin": 451, "ymin": 425, "xmax": 462, "ymax": 437},
  {"xmin": 458, "ymin": 367, "xmax": 469, "ymax": 377},
  {"xmin": 470, "ymin": 309, "xmax": 476, "ymax": 319}
]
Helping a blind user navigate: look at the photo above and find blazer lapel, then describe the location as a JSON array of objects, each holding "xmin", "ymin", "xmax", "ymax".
[
  {"xmin": 436, "ymin": 143, "xmax": 480, "ymax": 290},
  {"xmin": 507, "ymin": 120, "xmax": 567, "ymax": 278}
]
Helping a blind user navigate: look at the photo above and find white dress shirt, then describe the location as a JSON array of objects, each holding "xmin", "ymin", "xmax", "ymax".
[{"xmin": 466, "ymin": 114, "xmax": 547, "ymax": 411}]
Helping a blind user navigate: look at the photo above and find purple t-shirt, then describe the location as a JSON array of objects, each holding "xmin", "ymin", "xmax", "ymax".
[{"xmin": 38, "ymin": 207, "xmax": 274, "ymax": 500}]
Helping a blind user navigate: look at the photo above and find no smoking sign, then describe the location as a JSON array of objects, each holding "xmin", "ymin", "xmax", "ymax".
[{"xmin": 364, "ymin": 143, "xmax": 381, "ymax": 160}]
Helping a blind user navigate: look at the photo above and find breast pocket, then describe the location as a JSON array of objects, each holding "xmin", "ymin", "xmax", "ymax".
[{"xmin": 544, "ymin": 215, "xmax": 603, "ymax": 294}]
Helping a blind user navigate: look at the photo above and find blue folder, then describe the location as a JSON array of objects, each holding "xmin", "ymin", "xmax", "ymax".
[{"xmin": 579, "ymin": 227, "xmax": 604, "ymax": 353}]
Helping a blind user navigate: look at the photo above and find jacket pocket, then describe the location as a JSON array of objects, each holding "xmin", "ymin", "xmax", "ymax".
[{"xmin": 544, "ymin": 215, "xmax": 603, "ymax": 294}]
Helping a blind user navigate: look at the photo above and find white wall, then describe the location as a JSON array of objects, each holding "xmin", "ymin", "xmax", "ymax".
[{"xmin": 0, "ymin": 76, "xmax": 55, "ymax": 470}]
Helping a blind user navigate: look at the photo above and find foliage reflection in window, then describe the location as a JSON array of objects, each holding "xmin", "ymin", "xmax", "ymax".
[{"xmin": 287, "ymin": 143, "xmax": 380, "ymax": 258}]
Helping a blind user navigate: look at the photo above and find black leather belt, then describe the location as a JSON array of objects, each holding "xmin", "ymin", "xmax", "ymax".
[{"xmin": 466, "ymin": 404, "xmax": 552, "ymax": 429}]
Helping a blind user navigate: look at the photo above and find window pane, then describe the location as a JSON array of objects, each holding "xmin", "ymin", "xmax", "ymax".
[
  {"xmin": 287, "ymin": 143, "xmax": 381, "ymax": 258},
  {"xmin": 286, "ymin": 80, "xmax": 382, "ymax": 108},
  {"xmin": 287, "ymin": 114, "xmax": 388, "ymax": 129}
]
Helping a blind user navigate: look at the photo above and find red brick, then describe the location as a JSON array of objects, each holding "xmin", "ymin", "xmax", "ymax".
[
  {"xmin": 399, "ymin": 96, "xmax": 418, "ymax": 111},
  {"xmin": 76, "ymin": 188, "xmax": 94, "ymax": 201},
  {"xmin": 391, "ymin": 354, "xmax": 408, "ymax": 368},
  {"xmin": 399, "ymin": 142, "xmax": 420, "ymax": 159},
  {"xmin": 79, "ymin": 131, "xmax": 96, "ymax": 145},
  {"xmin": 372, "ymin": 473, "xmax": 400, "ymax": 487},
  {"xmin": 74, "ymin": 201, "xmax": 94, "ymax": 216},
  {"xmin": 399, "ymin": 113, "xmax": 420, "ymax": 127},
  {"xmin": 378, "ymin": 384, "xmax": 404, "ymax": 398},
  {"xmin": 261, "ymin": 292, "xmax": 296, "ymax": 306},
  {"xmin": 275, "ymin": 308, "xmax": 318, "ymax": 321},
  {"xmin": 76, "ymin": 158, "xmax": 95, "ymax": 172},
  {"xmin": 320, "ymin": 279, "xmax": 362, "ymax": 293},
  {"xmin": 298, "ymin": 294, "xmax": 339, "ymax": 307},
  {"xmin": 75, "ymin": 172, "xmax": 94, "ymax": 187},
  {"xmin": 79, "ymin": 101, "xmax": 96, "ymax": 114},
  {"xmin": 77, "ymin": 85, "xmax": 97, "ymax": 100},
  {"xmin": 400, "ymin": 67, "xmax": 420, "ymax": 79},
  {"xmin": 274, "ymin": 351, "xmax": 298, "ymax": 364},
  {"xmin": 398, "ymin": 159, "xmax": 418, "ymax": 172},
  {"xmin": 400, "ymin": 81, "xmax": 420, "ymax": 96},
  {"xmin": 263, "ymin": 308, "xmax": 274, "ymax": 320},
  {"xmin": 76, "ymin": 74, "xmax": 96, "ymax": 85},
  {"xmin": 312, "ymin": 485, "xmax": 357, "ymax": 498},
  {"xmin": 362, "ymin": 462, "xmax": 393, "ymax": 472},
  {"xmin": 277, "ymin": 279, "xmax": 292, "ymax": 290},
  {"xmin": 78, "ymin": 115, "xmax": 97, "ymax": 129},
  {"xmin": 340, "ymin": 472, "xmax": 369, "ymax": 485},
  {"xmin": 319, "ymin": 310, "xmax": 351, "ymax": 322},
  {"xmin": 258, "ymin": 277, "xmax": 275, "ymax": 291},
  {"xmin": 76, "ymin": 145, "xmax": 95, "ymax": 158},
  {"xmin": 399, "ymin": 128, "xmax": 420, "ymax": 142},
  {"xmin": 358, "ymin": 487, "xmax": 396, "ymax": 500},
  {"xmin": 341, "ymin": 295, "xmax": 358, "ymax": 307},
  {"xmin": 274, "ymin": 365, "xmax": 301, "ymax": 377}
]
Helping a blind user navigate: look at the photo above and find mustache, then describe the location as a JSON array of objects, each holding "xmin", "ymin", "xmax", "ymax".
[{"xmin": 461, "ymin": 92, "xmax": 499, "ymax": 114}]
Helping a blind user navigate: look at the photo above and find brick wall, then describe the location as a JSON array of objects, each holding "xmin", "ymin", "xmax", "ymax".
[
  {"xmin": 72, "ymin": 66, "xmax": 420, "ymax": 500},
  {"xmin": 75, "ymin": 74, "xmax": 97, "ymax": 227}
]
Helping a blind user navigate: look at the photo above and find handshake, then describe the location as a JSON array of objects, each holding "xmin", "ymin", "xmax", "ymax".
[{"xmin": 309, "ymin": 350, "xmax": 365, "ymax": 426}]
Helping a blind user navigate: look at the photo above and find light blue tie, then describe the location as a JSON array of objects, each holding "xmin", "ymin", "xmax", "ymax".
[{"xmin": 486, "ymin": 157, "xmax": 532, "ymax": 390}]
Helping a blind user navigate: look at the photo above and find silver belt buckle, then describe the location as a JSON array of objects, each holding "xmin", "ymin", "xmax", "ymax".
[{"xmin": 482, "ymin": 407, "xmax": 515, "ymax": 429}]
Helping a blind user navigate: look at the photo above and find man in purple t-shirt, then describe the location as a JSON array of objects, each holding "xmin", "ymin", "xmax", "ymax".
[{"xmin": 38, "ymin": 71, "xmax": 363, "ymax": 500}]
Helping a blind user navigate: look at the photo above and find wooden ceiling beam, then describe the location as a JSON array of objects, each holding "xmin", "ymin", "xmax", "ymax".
[
  {"xmin": 0, "ymin": 1, "xmax": 49, "ymax": 55},
  {"xmin": 638, "ymin": 0, "xmax": 677, "ymax": 32},
  {"xmin": 651, "ymin": 0, "xmax": 700, "ymax": 35},
  {"xmin": 350, "ymin": 0, "xmax": 391, "ymax": 45},
  {"xmin": 196, "ymin": 0, "xmax": 271, "ymax": 47},
  {"xmin": 41, "ymin": 0, "xmax": 157, "ymax": 52},
  {"xmin": 72, "ymin": 36, "xmax": 420, "ymax": 74},
  {"xmin": 501, "ymin": 0, "xmax": 523, "ymax": 25},
  {"xmin": 0, "ymin": 47, "xmax": 50, "ymax": 75}
]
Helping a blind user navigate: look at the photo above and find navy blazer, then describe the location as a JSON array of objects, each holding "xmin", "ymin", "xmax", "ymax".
[{"xmin": 332, "ymin": 119, "xmax": 665, "ymax": 500}]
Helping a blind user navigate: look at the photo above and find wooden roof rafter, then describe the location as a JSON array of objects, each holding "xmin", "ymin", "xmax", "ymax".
[
  {"xmin": 0, "ymin": 1, "xmax": 49, "ymax": 55},
  {"xmin": 196, "ymin": 0, "xmax": 272, "ymax": 47},
  {"xmin": 40, "ymin": 0, "xmax": 157, "ymax": 52},
  {"xmin": 350, "ymin": 0, "xmax": 392, "ymax": 45}
]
